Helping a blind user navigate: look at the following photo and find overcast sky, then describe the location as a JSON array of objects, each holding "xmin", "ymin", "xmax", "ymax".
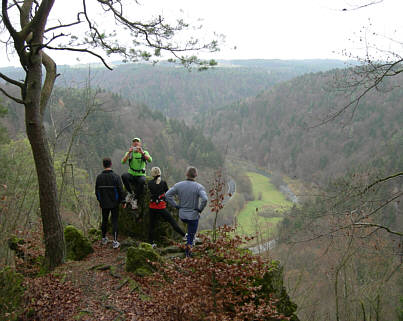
[{"xmin": 1, "ymin": 0, "xmax": 402, "ymax": 67}]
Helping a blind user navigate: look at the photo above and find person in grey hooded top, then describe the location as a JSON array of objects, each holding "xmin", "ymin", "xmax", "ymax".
[{"xmin": 165, "ymin": 166, "xmax": 208, "ymax": 257}]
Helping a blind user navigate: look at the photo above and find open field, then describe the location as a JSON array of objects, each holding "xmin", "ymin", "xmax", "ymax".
[{"xmin": 236, "ymin": 172, "xmax": 293, "ymax": 237}]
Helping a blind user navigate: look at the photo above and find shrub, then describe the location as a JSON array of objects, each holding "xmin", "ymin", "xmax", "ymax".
[
  {"xmin": 0, "ymin": 267, "xmax": 24, "ymax": 321},
  {"xmin": 138, "ymin": 226, "xmax": 299, "ymax": 320}
]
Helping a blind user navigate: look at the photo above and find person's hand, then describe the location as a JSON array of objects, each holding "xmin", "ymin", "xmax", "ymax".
[
  {"xmin": 129, "ymin": 146, "xmax": 134, "ymax": 153},
  {"xmin": 137, "ymin": 147, "xmax": 144, "ymax": 154},
  {"xmin": 122, "ymin": 203, "xmax": 127, "ymax": 209}
]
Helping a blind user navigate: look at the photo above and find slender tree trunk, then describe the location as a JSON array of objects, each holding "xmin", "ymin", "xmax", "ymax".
[{"xmin": 24, "ymin": 54, "xmax": 65, "ymax": 270}]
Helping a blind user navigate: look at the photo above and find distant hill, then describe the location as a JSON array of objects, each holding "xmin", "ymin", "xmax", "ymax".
[
  {"xmin": 0, "ymin": 59, "xmax": 350, "ymax": 121},
  {"xmin": 219, "ymin": 59, "xmax": 352, "ymax": 72},
  {"xmin": 199, "ymin": 69, "xmax": 403, "ymax": 183}
]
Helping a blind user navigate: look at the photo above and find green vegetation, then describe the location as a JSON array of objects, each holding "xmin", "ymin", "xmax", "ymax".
[
  {"xmin": 1, "ymin": 59, "xmax": 401, "ymax": 320},
  {"xmin": 126, "ymin": 244, "xmax": 160, "ymax": 276},
  {"xmin": 64, "ymin": 225, "xmax": 94, "ymax": 261},
  {"xmin": 0, "ymin": 138, "xmax": 98, "ymax": 265},
  {"xmin": 0, "ymin": 267, "xmax": 24, "ymax": 321},
  {"xmin": 236, "ymin": 172, "xmax": 292, "ymax": 236},
  {"xmin": 3, "ymin": 86, "xmax": 223, "ymax": 184},
  {"xmin": 201, "ymin": 69, "xmax": 403, "ymax": 185}
]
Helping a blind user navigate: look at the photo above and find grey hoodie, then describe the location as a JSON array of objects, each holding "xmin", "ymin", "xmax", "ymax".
[{"xmin": 165, "ymin": 179, "xmax": 208, "ymax": 220}]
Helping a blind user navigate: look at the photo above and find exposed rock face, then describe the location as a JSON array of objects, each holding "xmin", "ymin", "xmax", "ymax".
[
  {"xmin": 256, "ymin": 260, "xmax": 299, "ymax": 321},
  {"xmin": 117, "ymin": 188, "xmax": 184, "ymax": 246}
]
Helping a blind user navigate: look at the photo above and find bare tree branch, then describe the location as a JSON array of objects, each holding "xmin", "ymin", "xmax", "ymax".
[
  {"xmin": 341, "ymin": 0, "xmax": 383, "ymax": 11},
  {"xmin": 39, "ymin": 32, "xmax": 66, "ymax": 48},
  {"xmin": 352, "ymin": 222, "xmax": 402, "ymax": 236},
  {"xmin": 0, "ymin": 72, "xmax": 24, "ymax": 88},
  {"xmin": 0, "ymin": 87, "xmax": 24, "ymax": 104},
  {"xmin": 2, "ymin": 0, "xmax": 19, "ymax": 39},
  {"xmin": 310, "ymin": 59, "xmax": 403, "ymax": 128},
  {"xmin": 44, "ymin": 45, "xmax": 113, "ymax": 70},
  {"xmin": 292, "ymin": 191, "xmax": 403, "ymax": 243},
  {"xmin": 45, "ymin": 16, "xmax": 83, "ymax": 33},
  {"xmin": 362, "ymin": 172, "xmax": 403, "ymax": 194}
]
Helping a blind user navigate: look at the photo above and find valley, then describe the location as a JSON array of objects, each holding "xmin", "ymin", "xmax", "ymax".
[
  {"xmin": 235, "ymin": 171, "xmax": 293, "ymax": 237},
  {"xmin": 1, "ymin": 58, "xmax": 401, "ymax": 321}
]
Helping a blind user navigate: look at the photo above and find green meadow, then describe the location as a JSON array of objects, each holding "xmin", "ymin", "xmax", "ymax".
[{"xmin": 236, "ymin": 172, "xmax": 292, "ymax": 237}]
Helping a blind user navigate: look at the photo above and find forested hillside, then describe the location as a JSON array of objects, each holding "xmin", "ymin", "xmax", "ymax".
[
  {"xmin": 195, "ymin": 67, "xmax": 402, "ymax": 320},
  {"xmin": 200, "ymin": 70, "xmax": 403, "ymax": 183},
  {"xmin": 0, "ymin": 59, "xmax": 348, "ymax": 121},
  {"xmin": 1, "ymin": 85, "xmax": 222, "ymax": 183},
  {"xmin": 1, "ymin": 0, "xmax": 401, "ymax": 319}
]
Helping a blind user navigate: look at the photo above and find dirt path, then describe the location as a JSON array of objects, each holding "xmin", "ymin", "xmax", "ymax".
[{"xmin": 25, "ymin": 242, "xmax": 147, "ymax": 321}]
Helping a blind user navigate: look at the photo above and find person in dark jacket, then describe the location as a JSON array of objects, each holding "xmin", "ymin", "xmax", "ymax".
[
  {"xmin": 95, "ymin": 157, "xmax": 126, "ymax": 249},
  {"xmin": 148, "ymin": 167, "xmax": 186, "ymax": 246}
]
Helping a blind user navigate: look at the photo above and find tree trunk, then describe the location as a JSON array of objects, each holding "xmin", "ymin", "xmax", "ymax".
[{"xmin": 24, "ymin": 53, "xmax": 65, "ymax": 270}]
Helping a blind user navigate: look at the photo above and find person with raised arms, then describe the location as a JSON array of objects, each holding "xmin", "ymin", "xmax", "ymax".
[{"xmin": 121, "ymin": 137, "xmax": 152, "ymax": 209}]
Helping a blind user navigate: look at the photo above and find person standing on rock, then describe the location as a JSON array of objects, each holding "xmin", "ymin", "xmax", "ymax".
[
  {"xmin": 121, "ymin": 137, "xmax": 152, "ymax": 209},
  {"xmin": 165, "ymin": 166, "xmax": 208, "ymax": 257},
  {"xmin": 95, "ymin": 157, "xmax": 126, "ymax": 249},
  {"xmin": 148, "ymin": 167, "xmax": 186, "ymax": 246}
]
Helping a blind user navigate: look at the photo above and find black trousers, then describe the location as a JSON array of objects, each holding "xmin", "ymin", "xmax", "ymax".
[
  {"xmin": 101, "ymin": 207, "xmax": 119, "ymax": 240},
  {"xmin": 121, "ymin": 173, "xmax": 146, "ymax": 196},
  {"xmin": 148, "ymin": 208, "xmax": 186, "ymax": 243}
]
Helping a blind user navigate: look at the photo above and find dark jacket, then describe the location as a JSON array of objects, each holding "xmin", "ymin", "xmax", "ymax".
[
  {"xmin": 148, "ymin": 178, "xmax": 169, "ymax": 209},
  {"xmin": 95, "ymin": 169, "xmax": 125, "ymax": 209},
  {"xmin": 148, "ymin": 178, "xmax": 169, "ymax": 200}
]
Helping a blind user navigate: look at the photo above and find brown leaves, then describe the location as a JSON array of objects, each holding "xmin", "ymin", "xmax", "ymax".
[
  {"xmin": 21, "ymin": 275, "xmax": 82, "ymax": 320},
  {"xmin": 135, "ymin": 227, "xmax": 288, "ymax": 320},
  {"xmin": 12, "ymin": 224, "xmax": 288, "ymax": 320}
]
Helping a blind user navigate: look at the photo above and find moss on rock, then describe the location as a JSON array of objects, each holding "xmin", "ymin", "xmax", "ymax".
[
  {"xmin": 87, "ymin": 228, "xmax": 102, "ymax": 243},
  {"xmin": 7, "ymin": 236, "xmax": 25, "ymax": 259},
  {"xmin": 126, "ymin": 245, "xmax": 160, "ymax": 276},
  {"xmin": 64, "ymin": 225, "xmax": 94, "ymax": 261},
  {"xmin": 134, "ymin": 267, "xmax": 153, "ymax": 277},
  {"xmin": 120, "ymin": 237, "xmax": 138, "ymax": 251},
  {"xmin": 139, "ymin": 242, "xmax": 154, "ymax": 251},
  {"xmin": 0, "ymin": 267, "xmax": 24, "ymax": 321},
  {"xmin": 256, "ymin": 260, "xmax": 299, "ymax": 321}
]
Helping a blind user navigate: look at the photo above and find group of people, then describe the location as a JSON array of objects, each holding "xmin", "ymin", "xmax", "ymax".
[{"xmin": 95, "ymin": 137, "xmax": 208, "ymax": 257}]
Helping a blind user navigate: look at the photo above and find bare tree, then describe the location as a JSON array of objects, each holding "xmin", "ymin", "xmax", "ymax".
[
  {"xmin": 0, "ymin": 0, "xmax": 219, "ymax": 270},
  {"xmin": 312, "ymin": 0, "xmax": 401, "ymax": 127}
]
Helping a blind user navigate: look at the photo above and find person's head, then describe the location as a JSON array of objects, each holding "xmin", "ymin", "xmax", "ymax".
[
  {"xmin": 150, "ymin": 167, "xmax": 161, "ymax": 178},
  {"xmin": 185, "ymin": 166, "xmax": 198, "ymax": 180},
  {"xmin": 103, "ymin": 157, "xmax": 112, "ymax": 169},
  {"xmin": 132, "ymin": 137, "xmax": 142, "ymax": 148},
  {"xmin": 150, "ymin": 167, "xmax": 162, "ymax": 184}
]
